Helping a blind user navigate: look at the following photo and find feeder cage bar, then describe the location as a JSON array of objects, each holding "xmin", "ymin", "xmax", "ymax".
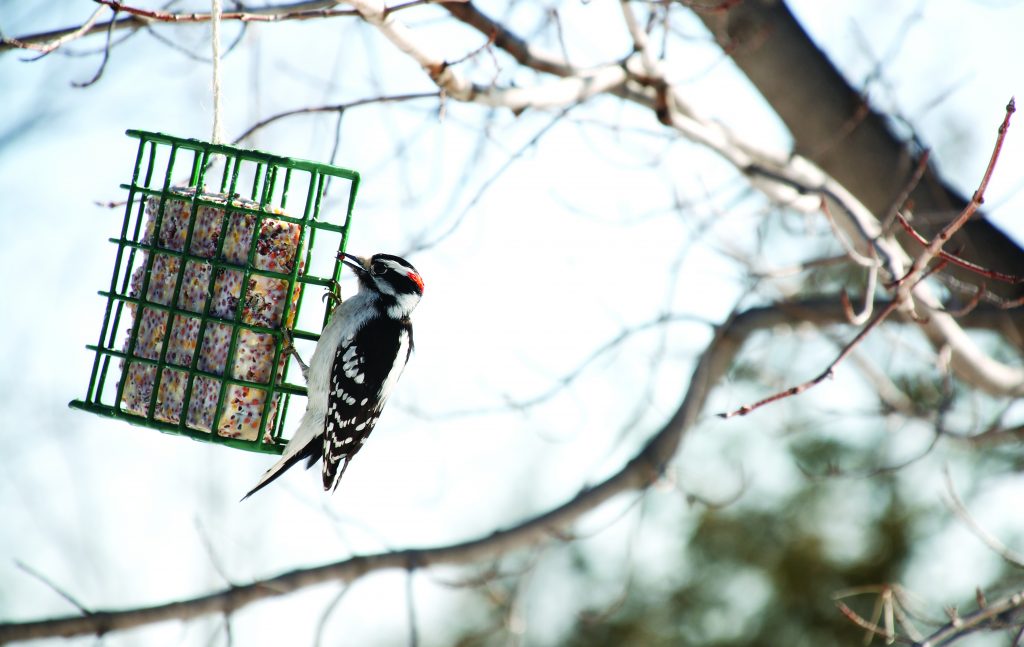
[{"xmin": 70, "ymin": 130, "xmax": 360, "ymax": 455}]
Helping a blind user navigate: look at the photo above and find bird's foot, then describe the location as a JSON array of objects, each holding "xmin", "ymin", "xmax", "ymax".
[
  {"xmin": 281, "ymin": 328, "xmax": 310, "ymax": 382},
  {"xmin": 322, "ymin": 282, "xmax": 342, "ymax": 309}
]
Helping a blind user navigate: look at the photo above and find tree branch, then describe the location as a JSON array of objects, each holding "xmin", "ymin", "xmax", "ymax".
[
  {"xmin": 2, "ymin": 295, "xmax": 1021, "ymax": 641},
  {"xmin": 692, "ymin": 1, "xmax": 1024, "ymax": 307},
  {"xmin": 914, "ymin": 589, "xmax": 1024, "ymax": 647}
]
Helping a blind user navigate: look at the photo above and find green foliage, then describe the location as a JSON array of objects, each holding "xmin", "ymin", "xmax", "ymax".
[{"xmin": 559, "ymin": 478, "xmax": 915, "ymax": 646}]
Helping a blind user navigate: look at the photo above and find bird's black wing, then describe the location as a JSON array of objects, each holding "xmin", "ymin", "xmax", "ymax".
[{"xmin": 322, "ymin": 315, "xmax": 411, "ymax": 490}]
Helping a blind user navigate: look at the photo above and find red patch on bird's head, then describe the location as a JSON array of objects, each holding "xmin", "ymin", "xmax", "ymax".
[{"xmin": 407, "ymin": 271, "xmax": 424, "ymax": 293}]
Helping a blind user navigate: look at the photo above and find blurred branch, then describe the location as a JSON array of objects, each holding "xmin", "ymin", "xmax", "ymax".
[
  {"xmin": 3, "ymin": 296, "xmax": 1021, "ymax": 641},
  {"xmin": 915, "ymin": 588, "xmax": 1024, "ymax": 646},
  {"xmin": 232, "ymin": 92, "xmax": 441, "ymax": 144},
  {"xmin": 71, "ymin": 12, "xmax": 116, "ymax": 87},
  {"xmin": 14, "ymin": 562, "xmax": 92, "ymax": 616},
  {"xmin": 943, "ymin": 468, "xmax": 1024, "ymax": 569},
  {"xmin": 837, "ymin": 583, "xmax": 1024, "ymax": 645},
  {"xmin": 2, "ymin": 4, "xmax": 110, "ymax": 57}
]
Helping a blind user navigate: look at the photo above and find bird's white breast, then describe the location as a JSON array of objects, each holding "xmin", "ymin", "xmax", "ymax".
[{"xmin": 279, "ymin": 291, "xmax": 375, "ymax": 455}]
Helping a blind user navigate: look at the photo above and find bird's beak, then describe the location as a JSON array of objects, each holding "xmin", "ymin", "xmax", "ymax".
[{"xmin": 339, "ymin": 252, "xmax": 369, "ymax": 275}]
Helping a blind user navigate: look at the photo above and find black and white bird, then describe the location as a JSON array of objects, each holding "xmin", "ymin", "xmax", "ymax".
[{"xmin": 243, "ymin": 252, "xmax": 424, "ymax": 499}]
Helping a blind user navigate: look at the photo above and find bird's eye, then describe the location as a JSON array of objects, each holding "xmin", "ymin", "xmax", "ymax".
[{"xmin": 370, "ymin": 262, "xmax": 387, "ymax": 276}]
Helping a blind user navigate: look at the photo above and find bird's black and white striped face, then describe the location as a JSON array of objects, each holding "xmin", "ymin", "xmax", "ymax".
[{"xmin": 341, "ymin": 253, "xmax": 424, "ymax": 319}]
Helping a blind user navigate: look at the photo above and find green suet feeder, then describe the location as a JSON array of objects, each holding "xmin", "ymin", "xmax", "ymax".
[{"xmin": 70, "ymin": 130, "xmax": 360, "ymax": 455}]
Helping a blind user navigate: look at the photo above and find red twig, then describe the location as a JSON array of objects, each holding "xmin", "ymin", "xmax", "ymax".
[
  {"xmin": 834, "ymin": 601, "xmax": 910, "ymax": 644},
  {"xmin": 719, "ymin": 298, "xmax": 901, "ymax": 418},
  {"xmin": 894, "ymin": 212, "xmax": 1023, "ymax": 284},
  {"xmin": 893, "ymin": 97, "xmax": 1015, "ymax": 291}
]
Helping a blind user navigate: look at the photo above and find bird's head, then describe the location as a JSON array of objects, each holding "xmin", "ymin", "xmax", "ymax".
[{"xmin": 340, "ymin": 252, "xmax": 424, "ymax": 317}]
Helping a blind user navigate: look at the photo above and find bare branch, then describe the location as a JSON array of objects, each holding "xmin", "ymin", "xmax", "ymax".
[
  {"xmin": 915, "ymin": 589, "xmax": 1024, "ymax": 646},
  {"xmin": 719, "ymin": 296, "xmax": 902, "ymax": 418},
  {"xmin": 231, "ymin": 92, "xmax": 441, "ymax": 144},
  {"xmin": 895, "ymin": 212, "xmax": 1023, "ymax": 285},
  {"xmin": 892, "ymin": 98, "xmax": 1016, "ymax": 293},
  {"xmin": 15, "ymin": 562, "xmax": 92, "ymax": 617},
  {"xmin": 720, "ymin": 99, "xmax": 1019, "ymax": 417},
  {"xmin": 835, "ymin": 600, "xmax": 914, "ymax": 645},
  {"xmin": 71, "ymin": 13, "xmax": 117, "ymax": 87},
  {"xmin": 5, "ymin": 4, "xmax": 110, "ymax": 57}
]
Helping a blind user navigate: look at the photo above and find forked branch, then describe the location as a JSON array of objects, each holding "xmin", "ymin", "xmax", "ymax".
[{"xmin": 720, "ymin": 98, "xmax": 1016, "ymax": 418}]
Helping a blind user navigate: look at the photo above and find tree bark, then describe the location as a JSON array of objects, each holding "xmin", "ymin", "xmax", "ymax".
[{"xmin": 695, "ymin": 1, "xmax": 1024, "ymax": 304}]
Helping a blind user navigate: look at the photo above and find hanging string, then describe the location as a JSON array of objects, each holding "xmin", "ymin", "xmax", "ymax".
[{"xmin": 210, "ymin": 0, "xmax": 224, "ymax": 144}]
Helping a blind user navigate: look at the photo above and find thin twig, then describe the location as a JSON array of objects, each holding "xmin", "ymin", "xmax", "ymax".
[
  {"xmin": 835, "ymin": 601, "xmax": 914, "ymax": 645},
  {"xmin": 403, "ymin": 312, "xmax": 706, "ymax": 420},
  {"xmin": 404, "ymin": 103, "xmax": 577, "ymax": 255},
  {"xmin": 15, "ymin": 561, "xmax": 92, "ymax": 616},
  {"xmin": 894, "ymin": 212, "xmax": 1023, "ymax": 284},
  {"xmin": 11, "ymin": 4, "xmax": 110, "ymax": 58},
  {"xmin": 71, "ymin": 12, "xmax": 117, "ymax": 87},
  {"xmin": 821, "ymin": 196, "xmax": 877, "ymax": 268},
  {"xmin": 840, "ymin": 261, "xmax": 878, "ymax": 326},
  {"xmin": 719, "ymin": 296, "xmax": 901, "ymax": 418},
  {"xmin": 893, "ymin": 98, "xmax": 1016, "ymax": 293},
  {"xmin": 942, "ymin": 468, "xmax": 1024, "ymax": 569},
  {"xmin": 880, "ymin": 150, "xmax": 931, "ymax": 232},
  {"xmin": 232, "ymin": 92, "xmax": 439, "ymax": 144}
]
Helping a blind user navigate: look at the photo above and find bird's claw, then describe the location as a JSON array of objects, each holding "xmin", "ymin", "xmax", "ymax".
[
  {"xmin": 322, "ymin": 282, "xmax": 342, "ymax": 308},
  {"xmin": 280, "ymin": 328, "xmax": 296, "ymax": 355},
  {"xmin": 280, "ymin": 328, "xmax": 310, "ymax": 382}
]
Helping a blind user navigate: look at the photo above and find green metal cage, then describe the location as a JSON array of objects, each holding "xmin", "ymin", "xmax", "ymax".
[{"xmin": 70, "ymin": 130, "xmax": 360, "ymax": 455}]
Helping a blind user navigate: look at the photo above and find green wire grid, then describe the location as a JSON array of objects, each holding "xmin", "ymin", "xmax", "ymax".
[{"xmin": 69, "ymin": 130, "xmax": 360, "ymax": 455}]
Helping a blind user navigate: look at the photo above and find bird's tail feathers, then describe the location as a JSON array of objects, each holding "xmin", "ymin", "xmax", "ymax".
[{"xmin": 240, "ymin": 443, "xmax": 318, "ymax": 501}]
